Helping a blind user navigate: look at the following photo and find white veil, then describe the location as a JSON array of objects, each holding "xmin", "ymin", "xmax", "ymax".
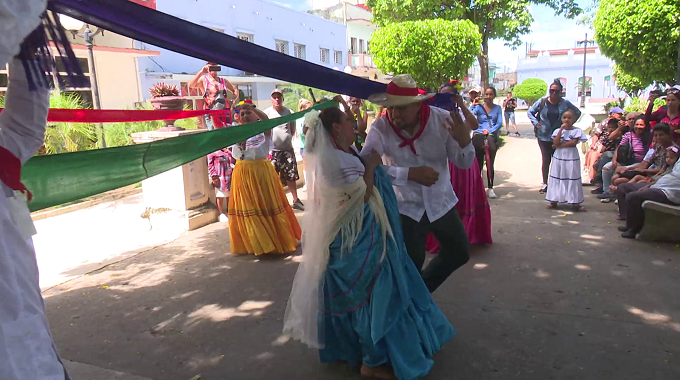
[
  {"xmin": 283, "ymin": 109, "xmax": 393, "ymax": 348},
  {"xmin": 283, "ymin": 109, "xmax": 365, "ymax": 348}
]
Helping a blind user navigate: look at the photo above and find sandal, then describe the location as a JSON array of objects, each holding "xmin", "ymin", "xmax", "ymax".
[
  {"xmin": 572, "ymin": 205, "xmax": 587, "ymax": 212},
  {"xmin": 546, "ymin": 203, "xmax": 558, "ymax": 209}
]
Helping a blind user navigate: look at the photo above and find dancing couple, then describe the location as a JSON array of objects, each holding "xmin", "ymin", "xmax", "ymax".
[{"xmin": 284, "ymin": 75, "xmax": 476, "ymax": 379}]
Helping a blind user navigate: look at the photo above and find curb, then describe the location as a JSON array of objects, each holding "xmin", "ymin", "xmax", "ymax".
[{"xmin": 31, "ymin": 188, "xmax": 143, "ymax": 222}]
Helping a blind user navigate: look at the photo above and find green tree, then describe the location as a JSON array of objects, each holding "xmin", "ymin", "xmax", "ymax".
[
  {"xmin": 366, "ymin": 0, "xmax": 582, "ymax": 89},
  {"xmin": 370, "ymin": 19, "xmax": 481, "ymax": 90},
  {"xmin": 612, "ymin": 65, "xmax": 645, "ymax": 97},
  {"xmin": 44, "ymin": 92, "xmax": 97, "ymax": 154},
  {"xmin": 594, "ymin": 0, "xmax": 680, "ymax": 86},
  {"xmin": 514, "ymin": 78, "xmax": 548, "ymax": 105}
]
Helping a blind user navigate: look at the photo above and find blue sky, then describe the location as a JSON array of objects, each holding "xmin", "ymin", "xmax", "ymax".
[{"xmin": 276, "ymin": 0, "xmax": 592, "ymax": 71}]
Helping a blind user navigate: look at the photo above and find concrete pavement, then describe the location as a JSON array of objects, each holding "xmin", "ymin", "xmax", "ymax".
[{"xmin": 40, "ymin": 136, "xmax": 680, "ymax": 380}]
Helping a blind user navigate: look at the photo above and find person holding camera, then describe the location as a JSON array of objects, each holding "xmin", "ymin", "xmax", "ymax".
[
  {"xmin": 646, "ymin": 87, "xmax": 680, "ymax": 145},
  {"xmin": 189, "ymin": 61, "xmax": 239, "ymax": 130}
]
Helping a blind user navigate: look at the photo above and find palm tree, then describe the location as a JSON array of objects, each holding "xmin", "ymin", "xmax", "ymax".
[
  {"xmin": 575, "ymin": 77, "xmax": 594, "ymax": 96},
  {"xmin": 1, "ymin": 91, "xmax": 96, "ymax": 154},
  {"xmin": 43, "ymin": 92, "xmax": 97, "ymax": 154}
]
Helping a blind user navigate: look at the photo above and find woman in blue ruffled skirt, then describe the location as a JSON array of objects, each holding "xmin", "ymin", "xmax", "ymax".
[{"xmin": 284, "ymin": 100, "xmax": 455, "ymax": 380}]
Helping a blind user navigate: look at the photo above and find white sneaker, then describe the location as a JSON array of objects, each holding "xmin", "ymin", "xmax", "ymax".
[
  {"xmin": 219, "ymin": 214, "xmax": 228, "ymax": 223},
  {"xmin": 487, "ymin": 188, "xmax": 497, "ymax": 199}
]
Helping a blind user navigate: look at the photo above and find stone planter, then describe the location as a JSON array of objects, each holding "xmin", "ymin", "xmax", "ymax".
[{"xmin": 149, "ymin": 96, "xmax": 189, "ymax": 131}]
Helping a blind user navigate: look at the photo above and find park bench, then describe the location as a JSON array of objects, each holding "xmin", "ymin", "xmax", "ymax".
[{"xmin": 637, "ymin": 201, "xmax": 680, "ymax": 242}]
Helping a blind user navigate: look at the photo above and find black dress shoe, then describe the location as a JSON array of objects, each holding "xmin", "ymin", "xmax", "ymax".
[
  {"xmin": 621, "ymin": 230, "xmax": 637, "ymax": 239},
  {"xmin": 618, "ymin": 226, "xmax": 628, "ymax": 232}
]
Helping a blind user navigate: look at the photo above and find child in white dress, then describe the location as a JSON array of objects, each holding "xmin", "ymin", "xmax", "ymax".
[{"xmin": 546, "ymin": 109, "xmax": 588, "ymax": 211}]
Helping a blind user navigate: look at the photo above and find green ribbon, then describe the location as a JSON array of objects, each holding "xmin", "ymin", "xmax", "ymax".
[{"xmin": 22, "ymin": 101, "xmax": 335, "ymax": 211}]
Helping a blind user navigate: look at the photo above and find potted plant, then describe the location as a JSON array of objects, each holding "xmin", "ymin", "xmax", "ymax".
[{"xmin": 149, "ymin": 82, "xmax": 188, "ymax": 131}]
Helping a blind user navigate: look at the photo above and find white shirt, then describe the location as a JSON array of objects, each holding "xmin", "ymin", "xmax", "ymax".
[
  {"xmin": 362, "ymin": 106, "xmax": 475, "ymax": 222},
  {"xmin": 0, "ymin": 59, "xmax": 66, "ymax": 379},
  {"xmin": 232, "ymin": 132, "xmax": 270, "ymax": 160},
  {"xmin": 652, "ymin": 161, "xmax": 680, "ymax": 204}
]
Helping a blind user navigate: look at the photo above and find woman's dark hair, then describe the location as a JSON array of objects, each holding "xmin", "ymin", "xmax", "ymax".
[
  {"xmin": 653, "ymin": 123, "xmax": 671, "ymax": 135},
  {"xmin": 632, "ymin": 115, "xmax": 652, "ymax": 149},
  {"xmin": 319, "ymin": 107, "xmax": 345, "ymax": 134},
  {"xmin": 486, "ymin": 87, "xmax": 497, "ymax": 97},
  {"xmin": 305, "ymin": 107, "xmax": 346, "ymax": 154},
  {"xmin": 551, "ymin": 78, "xmax": 563, "ymax": 90}
]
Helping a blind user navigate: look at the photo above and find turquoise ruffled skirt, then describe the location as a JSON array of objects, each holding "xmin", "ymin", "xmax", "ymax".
[{"xmin": 319, "ymin": 168, "xmax": 455, "ymax": 380}]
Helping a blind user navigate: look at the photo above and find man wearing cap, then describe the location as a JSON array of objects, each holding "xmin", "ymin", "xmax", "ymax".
[
  {"xmin": 362, "ymin": 74, "xmax": 476, "ymax": 293},
  {"xmin": 1, "ymin": 2, "xmax": 75, "ymax": 378},
  {"xmin": 264, "ymin": 89, "xmax": 304, "ymax": 211}
]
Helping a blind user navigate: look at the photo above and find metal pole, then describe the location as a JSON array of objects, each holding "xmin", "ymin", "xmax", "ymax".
[
  {"xmin": 84, "ymin": 24, "xmax": 106, "ymax": 148},
  {"xmin": 580, "ymin": 33, "xmax": 587, "ymax": 108}
]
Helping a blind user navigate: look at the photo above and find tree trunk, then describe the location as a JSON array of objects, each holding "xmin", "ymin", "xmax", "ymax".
[{"xmin": 478, "ymin": 37, "xmax": 490, "ymax": 90}]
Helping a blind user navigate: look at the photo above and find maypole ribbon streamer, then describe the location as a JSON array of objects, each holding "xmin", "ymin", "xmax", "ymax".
[
  {"xmin": 22, "ymin": 101, "xmax": 336, "ymax": 212},
  {"xmin": 49, "ymin": 0, "xmax": 387, "ymax": 99},
  {"xmin": 0, "ymin": 108, "xmax": 227, "ymax": 123}
]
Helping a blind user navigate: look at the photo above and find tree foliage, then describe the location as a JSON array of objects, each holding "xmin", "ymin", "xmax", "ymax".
[
  {"xmin": 594, "ymin": 0, "xmax": 680, "ymax": 86},
  {"xmin": 612, "ymin": 65, "xmax": 645, "ymax": 97},
  {"xmin": 366, "ymin": 0, "xmax": 582, "ymax": 88},
  {"xmin": 513, "ymin": 78, "xmax": 548, "ymax": 105},
  {"xmin": 370, "ymin": 19, "xmax": 481, "ymax": 90}
]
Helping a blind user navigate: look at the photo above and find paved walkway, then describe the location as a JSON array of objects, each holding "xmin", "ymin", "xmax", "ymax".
[{"xmin": 40, "ymin": 134, "xmax": 679, "ymax": 380}]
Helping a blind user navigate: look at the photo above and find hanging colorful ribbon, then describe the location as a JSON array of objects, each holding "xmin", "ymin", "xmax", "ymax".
[{"xmin": 0, "ymin": 108, "xmax": 227, "ymax": 123}]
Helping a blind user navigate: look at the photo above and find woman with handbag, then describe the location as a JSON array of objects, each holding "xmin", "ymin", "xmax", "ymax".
[
  {"xmin": 188, "ymin": 62, "xmax": 239, "ymax": 130},
  {"xmin": 597, "ymin": 116, "xmax": 651, "ymax": 199},
  {"xmin": 471, "ymin": 87, "xmax": 503, "ymax": 199}
]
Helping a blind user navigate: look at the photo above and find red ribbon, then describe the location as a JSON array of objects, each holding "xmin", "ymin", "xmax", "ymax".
[
  {"xmin": 386, "ymin": 82, "xmax": 419, "ymax": 96},
  {"xmin": 386, "ymin": 103, "xmax": 431, "ymax": 155},
  {"xmin": 0, "ymin": 147, "xmax": 32, "ymax": 201},
  {"xmin": 0, "ymin": 108, "xmax": 227, "ymax": 123}
]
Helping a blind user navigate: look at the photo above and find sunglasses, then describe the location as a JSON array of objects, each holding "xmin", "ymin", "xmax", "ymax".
[{"xmin": 549, "ymin": 89, "xmax": 561, "ymax": 94}]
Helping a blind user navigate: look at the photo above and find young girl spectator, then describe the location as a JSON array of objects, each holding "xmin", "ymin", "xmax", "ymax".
[
  {"xmin": 208, "ymin": 148, "xmax": 235, "ymax": 222},
  {"xmin": 546, "ymin": 109, "xmax": 588, "ymax": 211},
  {"xmin": 627, "ymin": 145, "xmax": 678, "ymax": 185}
]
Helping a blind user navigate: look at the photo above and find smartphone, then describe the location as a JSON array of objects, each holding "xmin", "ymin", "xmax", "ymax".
[{"xmin": 209, "ymin": 65, "xmax": 221, "ymax": 72}]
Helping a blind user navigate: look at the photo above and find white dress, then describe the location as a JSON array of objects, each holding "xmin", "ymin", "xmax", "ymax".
[
  {"xmin": 0, "ymin": 59, "xmax": 66, "ymax": 379},
  {"xmin": 546, "ymin": 128, "xmax": 588, "ymax": 205}
]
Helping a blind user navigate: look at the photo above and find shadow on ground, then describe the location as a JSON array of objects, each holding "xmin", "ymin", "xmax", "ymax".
[{"xmin": 43, "ymin": 174, "xmax": 680, "ymax": 380}]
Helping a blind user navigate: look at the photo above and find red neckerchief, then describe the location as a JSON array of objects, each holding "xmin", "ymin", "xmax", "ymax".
[
  {"xmin": 386, "ymin": 103, "xmax": 431, "ymax": 155},
  {"xmin": 0, "ymin": 147, "xmax": 32, "ymax": 201}
]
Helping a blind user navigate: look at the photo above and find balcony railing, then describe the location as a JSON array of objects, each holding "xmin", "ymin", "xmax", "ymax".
[{"xmin": 349, "ymin": 54, "xmax": 376, "ymax": 69}]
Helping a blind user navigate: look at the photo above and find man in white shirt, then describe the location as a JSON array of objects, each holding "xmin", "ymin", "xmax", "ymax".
[{"xmin": 363, "ymin": 74, "xmax": 476, "ymax": 292}]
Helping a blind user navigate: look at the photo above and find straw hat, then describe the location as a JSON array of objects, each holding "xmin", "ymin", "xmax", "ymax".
[{"xmin": 368, "ymin": 74, "xmax": 435, "ymax": 107}]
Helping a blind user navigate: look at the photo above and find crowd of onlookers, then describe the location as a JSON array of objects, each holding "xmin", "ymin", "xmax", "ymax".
[{"xmin": 584, "ymin": 85, "xmax": 680, "ymax": 238}]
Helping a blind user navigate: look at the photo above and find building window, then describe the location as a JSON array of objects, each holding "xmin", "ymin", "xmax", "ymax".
[
  {"xmin": 576, "ymin": 76, "xmax": 591, "ymax": 97},
  {"xmin": 320, "ymin": 48, "xmax": 330, "ymax": 63},
  {"xmin": 366, "ymin": 40, "xmax": 370, "ymax": 53},
  {"xmin": 294, "ymin": 43, "xmax": 306, "ymax": 60},
  {"xmin": 359, "ymin": 39, "xmax": 365, "ymax": 54},
  {"xmin": 237, "ymin": 33, "xmax": 254, "ymax": 43},
  {"xmin": 350, "ymin": 38, "xmax": 357, "ymax": 54},
  {"xmin": 334, "ymin": 50, "xmax": 343, "ymax": 65},
  {"xmin": 275, "ymin": 39, "xmax": 289, "ymax": 55}
]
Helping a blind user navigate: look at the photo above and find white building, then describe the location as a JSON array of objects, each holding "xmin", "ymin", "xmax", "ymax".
[
  {"xmin": 309, "ymin": 1, "xmax": 389, "ymax": 82},
  {"xmin": 516, "ymin": 45, "xmax": 626, "ymax": 104},
  {"xmin": 136, "ymin": 0, "xmax": 348, "ymax": 109}
]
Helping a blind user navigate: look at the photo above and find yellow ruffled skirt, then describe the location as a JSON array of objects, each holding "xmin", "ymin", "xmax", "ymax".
[{"xmin": 228, "ymin": 159, "xmax": 302, "ymax": 255}]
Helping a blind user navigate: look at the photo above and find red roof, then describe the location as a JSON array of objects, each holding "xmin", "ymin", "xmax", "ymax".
[
  {"xmin": 356, "ymin": 3, "xmax": 371, "ymax": 12},
  {"xmin": 527, "ymin": 46, "xmax": 599, "ymax": 57}
]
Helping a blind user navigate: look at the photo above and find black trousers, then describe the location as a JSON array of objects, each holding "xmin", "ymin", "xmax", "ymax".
[
  {"xmin": 400, "ymin": 208, "xmax": 470, "ymax": 293},
  {"xmin": 537, "ymin": 139, "xmax": 555, "ymax": 185},
  {"xmin": 472, "ymin": 133, "xmax": 498, "ymax": 188},
  {"xmin": 617, "ymin": 183, "xmax": 675, "ymax": 232}
]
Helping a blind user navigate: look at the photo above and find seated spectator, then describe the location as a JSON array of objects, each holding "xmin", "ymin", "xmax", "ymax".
[
  {"xmin": 594, "ymin": 116, "xmax": 651, "ymax": 198},
  {"xmin": 585, "ymin": 117, "xmax": 621, "ymax": 180},
  {"xmin": 590, "ymin": 111, "xmax": 638, "ymax": 188},
  {"xmin": 616, "ymin": 145, "xmax": 680, "ymax": 238},
  {"xmin": 606, "ymin": 123, "xmax": 677, "ymax": 195}
]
